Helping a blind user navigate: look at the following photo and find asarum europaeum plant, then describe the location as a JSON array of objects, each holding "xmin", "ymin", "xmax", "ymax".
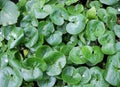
[{"xmin": 0, "ymin": 0, "xmax": 120, "ymax": 87}]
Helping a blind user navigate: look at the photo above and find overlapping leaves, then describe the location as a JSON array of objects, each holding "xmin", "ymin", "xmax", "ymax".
[{"xmin": 0, "ymin": 0, "xmax": 119, "ymax": 87}]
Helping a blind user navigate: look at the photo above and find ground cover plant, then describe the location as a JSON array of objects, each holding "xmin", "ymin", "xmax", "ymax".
[{"xmin": 0, "ymin": 0, "xmax": 120, "ymax": 87}]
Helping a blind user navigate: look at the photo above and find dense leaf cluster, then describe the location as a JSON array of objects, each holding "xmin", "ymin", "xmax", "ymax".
[{"xmin": 0, "ymin": 0, "xmax": 120, "ymax": 87}]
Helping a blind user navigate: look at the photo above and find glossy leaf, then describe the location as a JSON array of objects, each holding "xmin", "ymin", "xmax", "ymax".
[
  {"xmin": 46, "ymin": 31, "xmax": 62, "ymax": 46},
  {"xmin": 98, "ymin": 30, "xmax": 115, "ymax": 45},
  {"xmin": 65, "ymin": 0, "xmax": 78, "ymax": 6},
  {"xmin": 23, "ymin": 57, "xmax": 47, "ymax": 71},
  {"xmin": 0, "ymin": 67, "xmax": 22, "ymax": 87},
  {"xmin": 82, "ymin": 46, "xmax": 104, "ymax": 65},
  {"xmin": 88, "ymin": 1, "xmax": 102, "ymax": 9},
  {"xmin": 114, "ymin": 24, "xmax": 120, "ymax": 38},
  {"xmin": 24, "ymin": 26, "xmax": 38, "ymax": 48},
  {"xmin": 36, "ymin": 45, "xmax": 53, "ymax": 58},
  {"xmin": 101, "ymin": 43, "xmax": 116, "ymax": 55},
  {"xmin": 50, "ymin": 6, "xmax": 69, "ymax": 25},
  {"xmin": 69, "ymin": 47, "xmax": 87, "ymax": 64},
  {"xmin": 86, "ymin": 7, "xmax": 97, "ymax": 19},
  {"xmin": 37, "ymin": 75, "xmax": 56, "ymax": 87},
  {"xmin": 66, "ymin": 14, "xmax": 86, "ymax": 34},
  {"xmin": 105, "ymin": 52, "xmax": 120, "ymax": 86},
  {"xmin": 0, "ymin": 0, "xmax": 20, "ymax": 26},
  {"xmin": 99, "ymin": 0, "xmax": 118, "ymax": 5},
  {"xmin": 21, "ymin": 67, "xmax": 43, "ymax": 81},
  {"xmin": 77, "ymin": 67, "xmax": 91, "ymax": 84},
  {"xmin": 38, "ymin": 21, "xmax": 55, "ymax": 37},
  {"xmin": 90, "ymin": 67, "xmax": 109, "ymax": 87},
  {"xmin": 44, "ymin": 51, "xmax": 66, "ymax": 76},
  {"xmin": 86, "ymin": 20, "xmax": 105, "ymax": 41},
  {"xmin": 62, "ymin": 66, "xmax": 81, "ymax": 84},
  {"xmin": 67, "ymin": 4, "xmax": 84, "ymax": 15},
  {"xmin": 8, "ymin": 27, "xmax": 24, "ymax": 49}
]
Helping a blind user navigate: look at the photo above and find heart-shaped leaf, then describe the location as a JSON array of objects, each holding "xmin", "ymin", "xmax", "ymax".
[
  {"xmin": 0, "ymin": 67, "xmax": 22, "ymax": 87},
  {"xmin": 105, "ymin": 52, "xmax": 120, "ymax": 86},
  {"xmin": 0, "ymin": 0, "xmax": 20, "ymax": 26},
  {"xmin": 62, "ymin": 66, "xmax": 81, "ymax": 84},
  {"xmin": 86, "ymin": 20, "xmax": 105, "ymax": 41},
  {"xmin": 44, "ymin": 51, "xmax": 66, "ymax": 76},
  {"xmin": 66, "ymin": 14, "xmax": 86, "ymax": 34},
  {"xmin": 69, "ymin": 47, "xmax": 87, "ymax": 64}
]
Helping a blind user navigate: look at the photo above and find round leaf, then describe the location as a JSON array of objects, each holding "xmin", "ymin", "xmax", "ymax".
[
  {"xmin": 50, "ymin": 6, "xmax": 69, "ymax": 25},
  {"xmin": 86, "ymin": 20, "xmax": 105, "ymax": 41},
  {"xmin": 24, "ymin": 26, "xmax": 38, "ymax": 48},
  {"xmin": 69, "ymin": 47, "xmax": 87, "ymax": 64},
  {"xmin": 8, "ymin": 27, "xmax": 24, "ymax": 49},
  {"xmin": 90, "ymin": 67, "xmax": 109, "ymax": 87},
  {"xmin": 99, "ymin": 0, "xmax": 118, "ymax": 5},
  {"xmin": 105, "ymin": 52, "xmax": 120, "ymax": 86},
  {"xmin": 23, "ymin": 57, "xmax": 47, "ymax": 71},
  {"xmin": 77, "ymin": 67, "xmax": 91, "ymax": 84},
  {"xmin": 114, "ymin": 24, "xmax": 120, "ymax": 38},
  {"xmin": 62, "ymin": 66, "xmax": 81, "ymax": 84},
  {"xmin": 66, "ymin": 14, "xmax": 86, "ymax": 34},
  {"xmin": 0, "ymin": 67, "xmax": 22, "ymax": 87},
  {"xmin": 37, "ymin": 75, "xmax": 56, "ymax": 87},
  {"xmin": 21, "ymin": 67, "xmax": 43, "ymax": 81},
  {"xmin": 0, "ymin": 0, "xmax": 20, "ymax": 26},
  {"xmin": 98, "ymin": 30, "xmax": 115, "ymax": 45},
  {"xmin": 46, "ymin": 31, "xmax": 62, "ymax": 46},
  {"xmin": 44, "ymin": 51, "xmax": 66, "ymax": 76},
  {"xmin": 101, "ymin": 43, "xmax": 116, "ymax": 55}
]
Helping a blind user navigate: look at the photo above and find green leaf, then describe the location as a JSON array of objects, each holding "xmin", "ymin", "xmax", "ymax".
[
  {"xmin": 20, "ymin": 14, "xmax": 38, "ymax": 27},
  {"xmin": 44, "ymin": 51, "xmax": 66, "ymax": 76},
  {"xmin": 86, "ymin": 7, "xmax": 97, "ymax": 19},
  {"xmin": 46, "ymin": 31, "xmax": 62, "ymax": 46},
  {"xmin": 0, "ymin": 53, "xmax": 8, "ymax": 68},
  {"xmin": 23, "ymin": 57, "xmax": 47, "ymax": 71},
  {"xmin": 82, "ymin": 46, "xmax": 104, "ymax": 65},
  {"xmin": 21, "ymin": 67, "xmax": 43, "ymax": 81},
  {"xmin": 60, "ymin": 45, "xmax": 73, "ymax": 56},
  {"xmin": 97, "ymin": 8, "xmax": 117, "ymax": 30},
  {"xmin": 36, "ymin": 45, "xmax": 53, "ymax": 58},
  {"xmin": 114, "ymin": 24, "xmax": 120, "ymax": 38},
  {"xmin": 33, "ymin": 7, "xmax": 49, "ymax": 19},
  {"xmin": 37, "ymin": 75, "xmax": 56, "ymax": 87},
  {"xmin": 116, "ymin": 42, "xmax": 120, "ymax": 52},
  {"xmin": 86, "ymin": 20, "xmax": 105, "ymax": 41},
  {"xmin": 1, "ymin": 26, "xmax": 13, "ymax": 40},
  {"xmin": 99, "ymin": 0, "xmax": 118, "ymax": 5},
  {"xmin": 66, "ymin": 14, "xmax": 86, "ymax": 34},
  {"xmin": 98, "ymin": 30, "xmax": 115, "ymax": 45},
  {"xmin": 101, "ymin": 43, "xmax": 116, "ymax": 55},
  {"xmin": 77, "ymin": 67, "xmax": 91, "ymax": 84},
  {"xmin": 65, "ymin": 0, "xmax": 78, "ymax": 6},
  {"xmin": 50, "ymin": 6, "xmax": 69, "ymax": 25},
  {"xmin": 88, "ymin": 1, "xmax": 102, "ymax": 9},
  {"xmin": 67, "ymin": 4, "xmax": 84, "ymax": 15},
  {"xmin": 90, "ymin": 67, "xmax": 109, "ymax": 87},
  {"xmin": 0, "ymin": 67, "xmax": 22, "ymax": 87},
  {"xmin": 62, "ymin": 66, "xmax": 81, "ymax": 84},
  {"xmin": 38, "ymin": 21, "xmax": 55, "ymax": 37},
  {"xmin": 8, "ymin": 27, "xmax": 24, "ymax": 49},
  {"xmin": 97, "ymin": 8, "xmax": 108, "ymax": 23},
  {"xmin": 22, "ymin": 57, "xmax": 46, "ymax": 81},
  {"xmin": 105, "ymin": 52, "xmax": 120, "ymax": 86},
  {"xmin": 69, "ymin": 47, "xmax": 87, "ymax": 64},
  {"xmin": 24, "ymin": 26, "xmax": 38, "ymax": 48},
  {"xmin": 67, "ymin": 36, "xmax": 78, "ymax": 46},
  {"xmin": 0, "ymin": 0, "xmax": 20, "ymax": 26},
  {"xmin": 26, "ymin": 0, "xmax": 45, "ymax": 11}
]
